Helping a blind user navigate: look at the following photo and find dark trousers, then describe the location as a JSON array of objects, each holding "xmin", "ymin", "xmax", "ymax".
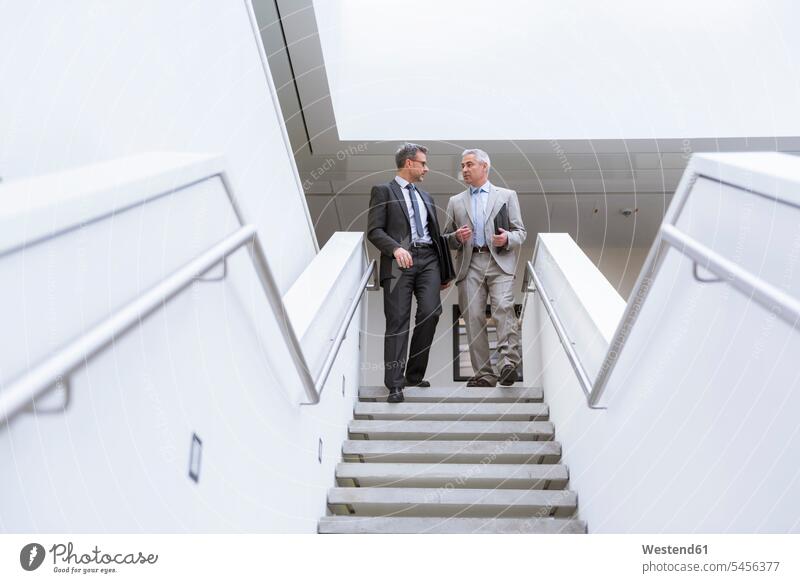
[{"xmin": 382, "ymin": 246, "xmax": 442, "ymax": 388}]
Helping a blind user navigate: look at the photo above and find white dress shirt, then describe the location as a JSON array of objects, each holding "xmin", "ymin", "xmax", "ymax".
[{"xmin": 394, "ymin": 176, "xmax": 432, "ymax": 243}]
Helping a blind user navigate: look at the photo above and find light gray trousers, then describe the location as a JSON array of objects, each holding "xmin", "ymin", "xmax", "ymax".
[{"xmin": 457, "ymin": 251, "xmax": 520, "ymax": 382}]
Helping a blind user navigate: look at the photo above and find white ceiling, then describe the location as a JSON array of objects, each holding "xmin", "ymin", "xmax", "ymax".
[
  {"xmin": 314, "ymin": 0, "xmax": 800, "ymax": 141},
  {"xmin": 253, "ymin": 0, "xmax": 800, "ymax": 252}
]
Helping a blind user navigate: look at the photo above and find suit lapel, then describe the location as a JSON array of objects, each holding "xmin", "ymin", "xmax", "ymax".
[
  {"xmin": 462, "ymin": 190, "xmax": 475, "ymax": 227},
  {"xmin": 485, "ymin": 185, "xmax": 501, "ymax": 220},
  {"xmin": 389, "ymin": 180, "xmax": 410, "ymax": 223},
  {"xmin": 419, "ymin": 189, "xmax": 438, "ymax": 232}
]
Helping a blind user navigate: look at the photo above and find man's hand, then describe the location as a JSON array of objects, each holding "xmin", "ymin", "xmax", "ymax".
[
  {"xmin": 440, "ymin": 281, "xmax": 452, "ymax": 291},
  {"xmin": 455, "ymin": 225, "xmax": 473, "ymax": 244},
  {"xmin": 393, "ymin": 247, "xmax": 413, "ymax": 269},
  {"xmin": 492, "ymin": 228, "xmax": 509, "ymax": 248}
]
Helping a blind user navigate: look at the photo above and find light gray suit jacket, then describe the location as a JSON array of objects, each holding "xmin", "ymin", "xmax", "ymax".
[{"xmin": 443, "ymin": 184, "xmax": 527, "ymax": 283}]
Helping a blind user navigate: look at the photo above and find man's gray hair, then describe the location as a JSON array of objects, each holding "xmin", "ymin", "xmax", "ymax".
[
  {"xmin": 395, "ymin": 142, "xmax": 428, "ymax": 169},
  {"xmin": 462, "ymin": 148, "xmax": 491, "ymax": 170}
]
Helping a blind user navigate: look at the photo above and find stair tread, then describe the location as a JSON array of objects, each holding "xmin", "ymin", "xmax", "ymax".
[
  {"xmin": 359, "ymin": 386, "xmax": 543, "ymax": 402},
  {"xmin": 342, "ymin": 439, "xmax": 561, "ymax": 464},
  {"xmin": 327, "ymin": 487, "xmax": 577, "ymax": 518},
  {"xmin": 349, "ymin": 419, "xmax": 554, "ymax": 441},
  {"xmin": 354, "ymin": 402, "xmax": 548, "ymax": 420},
  {"xmin": 337, "ymin": 462, "xmax": 567, "ymax": 477},
  {"xmin": 336, "ymin": 462, "xmax": 568, "ymax": 489},
  {"xmin": 325, "ymin": 385, "xmax": 584, "ymax": 528},
  {"xmin": 318, "ymin": 515, "xmax": 586, "ymax": 534}
]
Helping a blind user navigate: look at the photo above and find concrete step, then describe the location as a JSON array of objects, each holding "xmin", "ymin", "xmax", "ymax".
[
  {"xmin": 348, "ymin": 419, "xmax": 555, "ymax": 441},
  {"xmin": 354, "ymin": 401, "xmax": 549, "ymax": 421},
  {"xmin": 335, "ymin": 462, "xmax": 569, "ymax": 489},
  {"xmin": 342, "ymin": 439, "xmax": 561, "ymax": 464},
  {"xmin": 327, "ymin": 487, "xmax": 577, "ymax": 518},
  {"xmin": 359, "ymin": 386, "xmax": 543, "ymax": 403},
  {"xmin": 318, "ymin": 515, "xmax": 587, "ymax": 534}
]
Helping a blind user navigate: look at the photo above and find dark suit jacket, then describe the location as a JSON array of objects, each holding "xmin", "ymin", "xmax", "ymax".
[{"xmin": 367, "ymin": 180, "xmax": 445, "ymax": 284}]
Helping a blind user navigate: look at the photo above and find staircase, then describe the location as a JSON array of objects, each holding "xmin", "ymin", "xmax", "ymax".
[{"xmin": 318, "ymin": 385, "xmax": 587, "ymax": 534}]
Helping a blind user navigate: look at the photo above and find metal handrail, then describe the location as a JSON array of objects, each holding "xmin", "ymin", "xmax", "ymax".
[
  {"xmin": 523, "ymin": 223, "xmax": 800, "ymax": 409},
  {"xmin": 0, "ymin": 224, "xmax": 376, "ymax": 425},
  {"xmin": 364, "ymin": 238, "xmax": 380, "ymax": 292},
  {"xmin": 523, "ymin": 261, "xmax": 604, "ymax": 409},
  {"xmin": 313, "ymin": 259, "xmax": 375, "ymax": 398},
  {"xmin": 660, "ymin": 224, "xmax": 800, "ymax": 326}
]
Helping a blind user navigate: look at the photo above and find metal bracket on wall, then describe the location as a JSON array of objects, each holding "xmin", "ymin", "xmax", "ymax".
[
  {"xmin": 188, "ymin": 433, "xmax": 202, "ymax": 483},
  {"xmin": 692, "ymin": 261, "xmax": 725, "ymax": 284},
  {"xmin": 24, "ymin": 377, "xmax": 72, "ymax": 416},
  {"xmin": 365, "ymin": 265, "xmax": 380, "ymax": 291},
  {"xmin": 364, "ymin": 240, "xmax": 380, "ymax": 291},
  {"xmin": 195, "ymin": 258, "xmax": 227, "ymax": 282}
]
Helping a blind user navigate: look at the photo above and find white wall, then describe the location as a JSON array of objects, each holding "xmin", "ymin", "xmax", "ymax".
[
  {"xmin": 0, "ymin": 1, "xmax": 366, "ymax": 533},
  {"xmin": 0, "ymin": 157, "xmax": 364, "ymax": 533},
  {"xmin": 0, "ymin": 0, "xmax": 316, "ymax": 292},
  {"xmin": 533, "ymin": 235, "xmax": 626, "ymax": 383},
  {"xmin": 584, "ymin": 247, "xmax": 651, "ymax": 300},
  {"xmin": 524, "ymin": 154, "xmax": 800, "ymax": 532}
]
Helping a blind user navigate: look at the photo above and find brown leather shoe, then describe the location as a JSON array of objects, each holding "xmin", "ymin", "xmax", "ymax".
[{"xmin": 466, "ymin": 377, "xmax": 495, "ymax": 387}]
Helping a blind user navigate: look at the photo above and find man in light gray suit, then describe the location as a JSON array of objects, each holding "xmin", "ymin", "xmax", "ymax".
[{"xmin": 443, "ymin": 149, "xmax": 526, "ymax": 387}]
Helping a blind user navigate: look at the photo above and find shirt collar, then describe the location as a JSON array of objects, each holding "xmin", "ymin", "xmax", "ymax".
[
  {"xmin": 395, "ymin": 176, "xmax": 413, "ymax": 190},
  {"xmin": 470, "ymin": 181, "xmax": 491, "ymax": 195}
]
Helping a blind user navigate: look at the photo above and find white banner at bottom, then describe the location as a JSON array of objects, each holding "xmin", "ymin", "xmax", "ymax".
[{"xmin": 1, "ymin": 534, "xmax": 798, "ymax": 582}]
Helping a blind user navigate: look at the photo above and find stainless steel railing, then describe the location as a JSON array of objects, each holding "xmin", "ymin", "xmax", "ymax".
[
  {"xmin": 521, "ymin": 260, "xmax": 601, "ymax": 407},
  {"xmin": 0, "ymin": 222, "xmax": 376, "ymax": 425},
  {"xmin": 523, "ymin": 197, "xmax": 800, "ymax": 410},
  {"xmin": 314, "ymin": 256, "xmax": 377, "ymax": 398},
  {"xmin": 0, "ymin": 157, "xmax": 378, "ymax": 425}
]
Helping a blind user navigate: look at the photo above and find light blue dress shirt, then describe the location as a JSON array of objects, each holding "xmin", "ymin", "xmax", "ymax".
[{"xmin": 470, "ymin": 181, "xmax": 490, "ymax": 247}]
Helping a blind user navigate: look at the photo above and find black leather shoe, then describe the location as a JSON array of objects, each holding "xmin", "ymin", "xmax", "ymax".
[
  {"xmin": 405, "ymin": 379, "xmax": 430, "ymax": 387},
  {"xmin": 387, "ymin": 387, "xmax": 405, "ymax": 403},
  {"xmin": 466, "ymin": 377, "xmax": 495, "ymax": 387},
  {"xmin": 499, "ymin": 365, "xmax": 519, "ymax": 386}
]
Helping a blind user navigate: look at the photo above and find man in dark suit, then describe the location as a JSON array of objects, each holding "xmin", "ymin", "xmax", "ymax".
[{"xmin": 367, "ymin": 143, "xmax": 447, "ymax": 403}]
